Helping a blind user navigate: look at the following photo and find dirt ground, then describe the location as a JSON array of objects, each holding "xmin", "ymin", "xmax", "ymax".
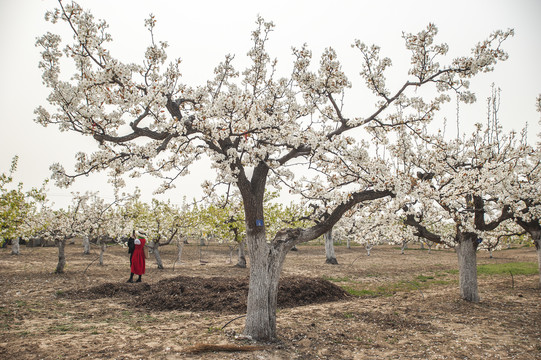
[{"xmin": 0, "ymin": 241, "xmax": 540, "ymax": 359}]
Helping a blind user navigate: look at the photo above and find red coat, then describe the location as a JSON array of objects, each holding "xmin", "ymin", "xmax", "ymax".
[{"xmin": 130, "ymin": 238, "xmax": 146, "ymax": 275}]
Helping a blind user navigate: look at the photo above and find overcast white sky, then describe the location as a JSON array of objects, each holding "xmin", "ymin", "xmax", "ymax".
[{"xmin": 1, "ymin": 0, "xmax": 540, "ymax": 209}]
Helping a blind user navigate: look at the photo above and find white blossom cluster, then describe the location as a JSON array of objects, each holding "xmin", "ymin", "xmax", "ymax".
[{"xmin": 35, "ymin": 2, "xmax": 523, "ymax": 249}]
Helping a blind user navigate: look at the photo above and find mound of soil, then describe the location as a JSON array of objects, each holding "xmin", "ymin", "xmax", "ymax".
[{"xmin": 63, "ymin": 276, "xmax": 349, "ymax": 314}]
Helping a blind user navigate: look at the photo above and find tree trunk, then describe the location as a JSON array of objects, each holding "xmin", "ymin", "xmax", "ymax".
[
  {"xmin": 11, "ymin": 237, "xmax": 20, "ymax": 255},
  {"xmin": 366, "ymin": 244, "xmax": 372, "ymax": 256},
  {"xmin": 55, "ymin": 239, "xmax": 66, "ymax": 274},
  {"xmin": 243, "ymin": 230, "xmax": 288, "ymax": 341},
  {"xmin": 151, "ymin": 241, "xmax": 164, "ymax": 269},
  {"xmin": 456, "ymin": 233, "xmax": 479, "ymax": 302},
  {"xmin": 532, "ymin": 231, "xmax": 541, "ymax": 289},
  {"xmin": 173, "ymin": 238, "xmax": 184, "ymax": 271},
  {"xmin": 99, "ymin": 240, "xmax": 106, "ymax": 266},
  {"xmin": 324, "ymin": 229, "xmax": 338, "ymax": 265},
  {"xmin": 346, "ymin": 237, "xmax": 351, "ymax": 249},
  {"xmin": 83, "ymin": 236, "xmax": 90, "ymax": 255},
  {"xmin": 401, "ymin": 240, "xmax": 408, "ymax": 254},
  {"xmin": 236, "ymin": 239, "xmax": 247, "ymax": 268}
]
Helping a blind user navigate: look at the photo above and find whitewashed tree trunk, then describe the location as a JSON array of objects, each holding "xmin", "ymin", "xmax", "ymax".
[
  {"xmin": 324, "ymin": 229, "xmax": 338, "ymax": 265},
  {"xmin": 236, "ymin": 239, "xmax": 247, "ymax": 268},
  {"xmin": 427, "ymin": 241, "xmax": 433, "ymax": 254},
  {"xmin": 366, "ymin": 243, "xmax": 373, "ymax": 256},
  {"xmin": 401, "ymin": 240, "xmax": 408, "ymax": 255},
  {"xmin": 346, "ymin": 237, "xmax": 351, "ymax": 249},
  {"xmin": 55, "ymin": 239, "xmax": 66, "ymax": 274},
  {"xmin": 98, "ymin": 240, "xmax": 106, "ymax": 266},
  {"xmin": 11, "ymin": 237, "xmax": 20, "ymax": 255},
  {"xmin": 244, "ymin": 230, "xmax": 288, "ymax": 341},
  {"xmin": 456, "ymin": 233, "xmax": 479, "ymax": 302},
  {"xmin": 151, "ymin": 241, "xmax": 164, "ymax": 269},
  {"xmin": 82, "ymin": 236, "xmax": 90, "ymax": 255},
  {"xmin": 173, "ymin": 238, "xmax": 184, "ymax": 271}
]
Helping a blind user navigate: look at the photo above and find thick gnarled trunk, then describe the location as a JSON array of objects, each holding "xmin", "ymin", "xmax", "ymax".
[
  {"xmin": 243, "ymin": 230, "xmax": 289, "ymax": 341},
  {"xmin": 456, "ymin": 233, "xmax": 479, "ymax": 302},
  {"xmin": 324, "ymin": 229, "xmax": 338, "ymax": 265}
]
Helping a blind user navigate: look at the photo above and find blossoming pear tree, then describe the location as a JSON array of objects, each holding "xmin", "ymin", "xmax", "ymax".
[
  {"xmin": 36, "ymin": 192, "xmax": 89, "ymax": 273},
  {"xmin": 0, "ymin": 156, "xmax": 46, "ymax": 254},
  {"xmin": 396, "ymin": 120, "xmax": 528, "ymax": 302},
  {"xmin": 79, "ymin": 190, "xmax": 136, "ymax": 265},
  {"xmin": 36, "ymin": 1, "xmax": 513, "ymax": 340}
]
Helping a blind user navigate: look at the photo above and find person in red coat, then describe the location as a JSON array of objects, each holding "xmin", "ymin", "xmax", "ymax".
[{"xmin": 127, "ymin": 230, "xmax": 148, "ymax": 283}]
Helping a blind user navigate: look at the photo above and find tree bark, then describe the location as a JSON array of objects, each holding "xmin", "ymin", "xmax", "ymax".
[
  {"xmin": 173, "ymin": 237, "xmax": 184, "ymax": 271},
  {"xmin": 243, "ymin": 230, "xmax": 289, "ymax": 341},
  {"xmin": 55, "ymin": 239, "xmax": 66, "ymax": 274},
  {"xmin": 456, "ymin": 232, "xmax": 479, "ymax": 302},
  {"xmin": 324, "ymin": 229, "xmax": 338, "ymax": 265},
  {"xmin": 83, "ymin": 236, "xmax": 90, "ymax": 255},
  {"xmin": 151, "ymin": 241, "xmax": 164, "ymax": 269},
  {"xmin": 236, "ymin": 239, "xmax": 247, "ymax": 268},
  {"xmin": 11, "ymin": 237, "xmax": 20, "ymax": 255},
  {"xmin": 98, "ymin": 240, "xmax": 106, "ymax": 266}
]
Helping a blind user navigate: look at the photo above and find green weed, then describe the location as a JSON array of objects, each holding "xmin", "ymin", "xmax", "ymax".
[
  {"xmin": 416, "ymin": 275, "xmax": 435, "ymax": 282},
  {"xmin": 477, "ymin": 262, "xmax": 538, "ymax": 275}
]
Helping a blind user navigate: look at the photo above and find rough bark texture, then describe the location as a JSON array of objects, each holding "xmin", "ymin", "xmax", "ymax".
[
  {"xmin": 11, "ymin": 237, "xmax": 20, "ymax": 255},
  {"xmin": 55, "ymin": 239, "xmax": 66, "ymax": 274},
  {"xmin": 243, "ymin": 230, "xmax": 288, "ymax": 341},
  {"xmin": 324, "ymin": 229, "xmax": 338, "ymax": 265},
  {"xmin": 83, "ymin": 236, "xmax": 90, "ymax": 255},
  {"xmin": 456, "ymin": 233, "xmax": 479, "ymax": 302}
]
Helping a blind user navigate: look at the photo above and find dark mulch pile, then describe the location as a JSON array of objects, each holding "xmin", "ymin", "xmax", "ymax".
[{"xmin": 62, "ymin": 276, "xmax": 349, "ymax": 314}]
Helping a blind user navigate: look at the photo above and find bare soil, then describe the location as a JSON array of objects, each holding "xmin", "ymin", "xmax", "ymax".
[{"xmin": 1, "ymin": 242, "xmax": 540, "ymax": 359}]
